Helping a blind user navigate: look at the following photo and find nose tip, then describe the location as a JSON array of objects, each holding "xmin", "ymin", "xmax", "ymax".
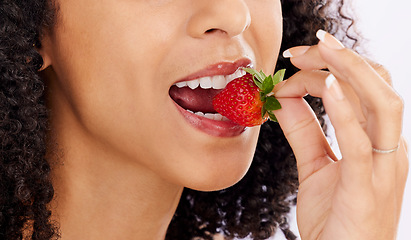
[{"xmin": 186, "ymin": 0, "xmax": 251, "ymax": 39}]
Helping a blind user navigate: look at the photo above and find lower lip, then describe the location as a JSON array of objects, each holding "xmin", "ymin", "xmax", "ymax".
[{"xmin": 173, "ymin": 102, "xmax": 246, "ymax": 137}]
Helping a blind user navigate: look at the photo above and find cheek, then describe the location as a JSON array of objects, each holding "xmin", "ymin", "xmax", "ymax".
[
  {"xmin": 47, "ymin": 0, "xmax": 181, "ymax": 142},
  {"xmin": 246, "ymin": 0, "xmax": 282, "ymax": 73}
]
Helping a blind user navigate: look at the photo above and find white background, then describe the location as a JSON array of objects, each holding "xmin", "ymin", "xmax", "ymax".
[{"xmin": 352, "ymin": 1, "xmax": 411, "ymax": 239}]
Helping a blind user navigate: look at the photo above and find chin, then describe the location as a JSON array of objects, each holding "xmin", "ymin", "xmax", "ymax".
[{"xmin": 181, "ymin": 141, "xmax": 257, "ymax": 192}]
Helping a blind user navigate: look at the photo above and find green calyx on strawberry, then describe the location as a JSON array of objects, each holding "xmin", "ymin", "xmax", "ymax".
[{"xmin": 212, "ymin": 68, "xmax": 285, "ymax": 127}]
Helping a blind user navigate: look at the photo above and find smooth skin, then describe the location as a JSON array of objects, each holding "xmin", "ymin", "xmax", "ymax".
[
  {"xmin": 36, "ymin": 0, "xmax": 409, "ymax": 239},
  {"xmin": 39, "ymin": 0, "xmax": 281, "ymax": 239},
  {"xmin": 274, "ymin": 32, "xmax": 409, "ymax": 239}
]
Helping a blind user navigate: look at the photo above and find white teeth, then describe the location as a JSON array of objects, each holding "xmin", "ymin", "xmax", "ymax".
[
  {"xmin": 212, "ymin": 75, "xmax": 226, "ymax": 89},
  {"xmin": 204, "ymin": 113, "xmax": 215, "ymax": 120},
  {"xmin": 199, "ymin": 77, "xmax": 212, "ymax": 89},
  {"xmin": 176, "ymin": 81, "xmax": 187, "ymax": 88},
  {"xmin": 213, "ymin": 114, "xmax": 223, "ymax": 121},
  {"xmin": 225, "ymin": 69, "xmax": 246, "ymax": 84},
  {"xmin": 187, "ymin": 111, "xmax": 227, "ymax": 121},
  {"xmin": 174, "ymin": 68, "xmax": 247, "ymax": 90},
  {"xmin": 238, "ymin": 69, "xmax": 246, "ymax": 77},
  {"xmin": 195, "ymin": 111, "xmax": 204, "ymax": 117},
  {"xmin": 187, "ymin": 79, "xmax": 200, "ymax": 89}
]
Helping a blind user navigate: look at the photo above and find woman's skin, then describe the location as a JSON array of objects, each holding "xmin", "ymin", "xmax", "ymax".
[
  {"xmin": 37, "ymin": 0, "xmax": 408, "ymax": 239},
  {"xmin": 39, "ymin": 0, "xmax": 282, "ymax": 239}
]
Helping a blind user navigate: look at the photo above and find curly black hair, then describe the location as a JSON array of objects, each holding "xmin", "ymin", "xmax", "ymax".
[{"xmin": 0, "ymin": 0, "xmax": 357, "ymax": 239}]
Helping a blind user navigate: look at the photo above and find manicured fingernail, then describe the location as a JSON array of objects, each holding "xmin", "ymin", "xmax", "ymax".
[
  {"xmin": 325, "ymin": 74, "xmax": 344, "ymax": 100},
  {"xmin": 316, "ymin": 30, "xmax": 345, "ymax": 50},
  {"xmin": 283, "ymin": 49, "xmax": 293, "ymax": 58},
  {"xmin": 282, "ymin": 46, "xmax": 310, "ymax": 58}
]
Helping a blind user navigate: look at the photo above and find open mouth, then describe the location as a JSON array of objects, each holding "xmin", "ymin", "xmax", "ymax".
[{"xmin": 169, "ymin": 68, "xmax": 247, "ymax": 137}]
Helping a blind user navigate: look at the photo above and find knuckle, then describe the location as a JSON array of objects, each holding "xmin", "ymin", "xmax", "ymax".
[
  {"xmin": 343, "ymin": 53, "xmax": 394, "ymax": 86},
  {"xmin": 343, "ymin": 49, "xmax": 367, "ymax": 71},
  {"xmin": 354, "ymin": 137, "xmax": 373, "ymax": 158},
  {"xmin": 375, "ymin": 65, "xmax": 392, "ymax": 85},
  {"xmin": 399, "ymin": 140, "xmax": 409, "ymax": 172},
  {"xmin": 285, "ymin": 117, "xmax": 317, "ymax": 137},
  {"xmin": 365, "ymin": 58, "xmax": 393, "ymax": 85},
  {"xmin": 403, "ymin": 138, "xmax": 409, "ymax": 154},
  {"xmin": 340, "ymin": 110, "xmax": 358, "ymax": 124},
  {"xmin": 384, "ymin": 92, "xmax": 404, "ymax": 116}
]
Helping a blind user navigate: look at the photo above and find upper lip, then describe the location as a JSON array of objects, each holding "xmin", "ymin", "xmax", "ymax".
[{"xmin": 174, "ymin": 58, "xmax": 253, "ymax": 84}]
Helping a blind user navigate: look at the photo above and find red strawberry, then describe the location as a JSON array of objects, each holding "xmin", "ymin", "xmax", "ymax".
[{"xmin": 212, "ymin": 68, "xmax": 285, "ymax": 127}]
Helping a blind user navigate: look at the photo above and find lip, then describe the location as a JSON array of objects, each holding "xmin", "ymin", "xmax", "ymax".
[
  {"xmin": 173, "ymin": 58, "xmax": 253, "ymax": 84},
  {"xmin": 169, "ymin": 58, "xmax": 252, "ymax": 137},
  {"xmin": 173, "ymin": 101, "xmax": 246, "ymax": 137}
]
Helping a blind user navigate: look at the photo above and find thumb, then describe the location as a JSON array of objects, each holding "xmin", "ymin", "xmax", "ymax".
[{"xmin": 275, "ymin": 97, "xmax": 336, "ymax": 182}]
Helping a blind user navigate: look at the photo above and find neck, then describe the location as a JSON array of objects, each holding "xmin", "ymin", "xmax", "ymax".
[{"xmin": 48, "ymin": 127, "xmax": 183, "ymax": 240}]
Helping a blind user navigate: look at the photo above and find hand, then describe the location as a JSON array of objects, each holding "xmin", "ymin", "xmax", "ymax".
[{"xmin": 273, "ymin": 30, "xmax": 409, "ymax": 240}]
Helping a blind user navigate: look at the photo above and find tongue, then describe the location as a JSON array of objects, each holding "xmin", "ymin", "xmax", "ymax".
[{"xmin": 169, "ymin": 85, "xmax": 222, "ymax": 113}]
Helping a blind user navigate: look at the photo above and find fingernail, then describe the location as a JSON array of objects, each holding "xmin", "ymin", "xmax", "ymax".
[
  {"xmin": 283, "ymin": 49, "xmax": 293, "ymax": 58},
  {"xmin": 282, "ymin": 46, "xmax": 310, "ymax": 58},
  {"xmin": 316, "ymin": 30, "xmax": 345, "ymax": 50},
  {"xmin": 325, "ymin": 74, "xmax": 344, "ymax": 100}
]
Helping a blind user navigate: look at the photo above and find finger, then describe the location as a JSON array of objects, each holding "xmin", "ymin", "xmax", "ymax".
[
  {"xmin": 283, "ymin": 45, "xmax": 327, "ymax": 70},
  {"xmin": 396, "ymin": 138, "xmax": 409, "ymax": 190},
  {"xmin": 273, "ymin": 70, "xmax": 326, "ymax": 97},
  {"xmin": 274, "ymin": 97, "xmax": 335, "ymax": 183},
  {"xmin": 316, "ymin": 30, "xmax": 403, "ymax": 155},
  {"xmin": 322, "ymin": 75, "xmax": 373, "ymax": 187},
  {"xmin": 283, "ymin": 45, "xmax": 393, "ymax": 86},
  {"xmin": 274, "ymin": 70, "xmax": 366, "ymax": 126},
  {"xmin": 395, "ymin": 138, "xmax": 409, "ymax": 221},
  {"xmin": 364, "ymin": 57, "xmax": 393, "ymax": 86},
  {"xmin": 403, "ymin": 137, "xmax": 409, "ymax": 156}
]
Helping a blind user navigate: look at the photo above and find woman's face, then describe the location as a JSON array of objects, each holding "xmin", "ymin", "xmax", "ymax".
[{"xmin": 43, "ymin": 0, "xmax": 282, "ymax": 191}]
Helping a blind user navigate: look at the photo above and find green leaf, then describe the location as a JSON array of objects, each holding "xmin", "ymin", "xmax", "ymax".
[
  {"xmin": 272, "ymin": 69, "xmax": 286, "ymax": 85},
  {"xmin": 253, "ymin": 77, "xmax": 263, "ymax": 89},
  {"xmin": 259, "ymin": 70, "xmax": 268, "ymax": 79},
  {"xmin": 267, "ymin": 111, "xmax": 278, "ymax": 122},
  {"xmin": 243, "ymin": 67, "xmax": 265, "ymax": 84},
  {"xmin": 262, "ymin": 75, "xmax": 274, "ymax": 94},
  {"xmin": 260, "ymin": 92, "xmax": 266, "ymax": 102},
  {"xmin": 261, "ymin": 106, "xmax": 267, "ymax": 119},
  {"xmin": 243, "ymin": 67, "xmax": 259, "ymax": 76},
  {"xmin": 264, "ymin": 96, "xmax": 281, "ymax": 111}
]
